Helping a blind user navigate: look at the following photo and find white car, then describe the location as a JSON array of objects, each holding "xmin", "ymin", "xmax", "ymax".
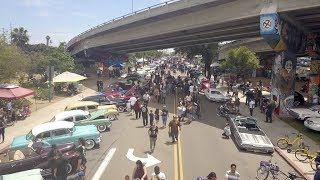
[
  {"xmin": 204, "ymin": 88, "xmax": 230, "ymax": 102},
  {"xmin": 0, "ymin": 169, "xmax": 44, "ymax": 180},
  {"xmin": 304, "ymin": 118, "xmax": 320, "ymax": 131},
  {"xmin": 288, "ymin": 105, "xmax": 320, "ymax": 121}
]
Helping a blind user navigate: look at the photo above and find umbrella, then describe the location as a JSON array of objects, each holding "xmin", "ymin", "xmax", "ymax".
[
  {"xmin": 0, "ymin": 84, "xmax": 34, "ymax": 99},
  {"xmin": 53, "ymin": 71, "xmax": 87, "ymax": 83}
]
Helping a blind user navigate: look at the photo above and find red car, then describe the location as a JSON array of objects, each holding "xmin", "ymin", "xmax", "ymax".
[
  {"xmin": 104, "ymin": 82, "xmax": 133, "ymax": 97},
  {"xmin": 106, "ymin": 85, "xmax": 139, "ymax": 101}
]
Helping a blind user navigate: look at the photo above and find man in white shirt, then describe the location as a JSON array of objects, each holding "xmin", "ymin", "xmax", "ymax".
[
  {"xmin": 143, "ymin": 92, "xmax": 151, "ymax": 106},
  {"xmin": 225, "ymin": 164, "xmax": 240, "ymax": 180},
  {"xmin": 248, "ymin": 99, "xmax": 255, "ymax": 116},
  {"xmin": 151, "ymin": 166, "xmax": 166, "ymax": 180},
  {"xmin": 128, "ymin": 96, "xmax": 137, "ymax": 113},
  {"xmin": 189, "ymin": 84, "xmax": 194, "ymax": 95}
]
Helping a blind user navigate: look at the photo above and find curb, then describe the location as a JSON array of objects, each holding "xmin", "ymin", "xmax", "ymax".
[{"xmin": 274, "ymin": 146, "xmax": 311, "ymax": 180}]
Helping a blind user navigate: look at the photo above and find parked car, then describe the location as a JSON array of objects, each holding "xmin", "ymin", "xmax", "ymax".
[
  {"xmin": 50, "ymin": 110, "xmax": 112, "ymax": 132},
  {"xmin": 204, "ymin": 88, "xmax": 230, "ymax": 102},
  {"xmin": 10, "ymin": 121, "xmax": 101, "ymax": 151},
  {"xmin": 1, "ymin": 142, "xmax": 80, "ymax": 175},
  {"xmin": 0, "ymin": 169, "xmax": 44, "ymax": 180},
  {"xmin": 104, "ymin": 81, "xmax": 133, "ymax": 95},
  {"xmin": 304, "ymin": 117, "xmax": 320, "ymax": 131},
  {"xmin": 124, "ymin": 73, "xmax": 144, "ymax": 81},
  {"xmin": 288, "ymin": 105, "xmax": 320, "ymax": 121},
  {"xmin": 81, "ymin": 94, "xmax": 127, "ymax": 112},
  {"xmin": 65, "ymin": 101, "xmax": 119, "ymax": 120},
  {"xmin": 226, "ymin": 115, "xmax": 274, "ymax": 154}
]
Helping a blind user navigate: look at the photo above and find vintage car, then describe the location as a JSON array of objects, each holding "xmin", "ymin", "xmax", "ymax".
[
  {"xmin": 81, "ymin": 94, "xmax": 126, "ymax": 112},
  {"xmin": 50, "ymin": 110, "xmax": 112, "ymax": 132},
  {"xmin": 0, "ymin": 142, "xmax": 80, "ymax": 176},
  {"xmin": 204, "ymin": 88, "xmax": 230, "ymax": 102},
  {"xmin": 226, "ymin": 115, "xmax": 274, "ymax": 154},
  {"xmin": 10, "ymin": 121, "xmax": 101, "ymax": 151},
  {"xmin": 0, "ymin": 169, "xmax": 44, "ymax": 180},
  {"xmin": 288, "ymin": 105, "xmax": 320, "ymax": 121},
  {"xmin": 65, "ymin": 101, "xmax": 119, "ymax": 120},
  {"xmin": 304, "ymin": 117, "xmax": 320, "ymax": 131},
  {"xmin": 104, "ymin": 81, "xmax": 133, "ymax": 95}
]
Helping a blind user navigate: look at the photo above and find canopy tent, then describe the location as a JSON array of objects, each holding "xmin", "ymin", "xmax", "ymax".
[
  {"xmin": 53, "ymin": 71, "xmax": 87, "ymax": 83},
  {"xmin": 0, "ymin": 84, "xmax": 34, "ymax": 99}
]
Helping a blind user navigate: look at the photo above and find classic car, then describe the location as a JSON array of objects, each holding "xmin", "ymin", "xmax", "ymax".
[
  {"xmin": 304, "ymin": 117, "xmax": 320, "ymax": 131},
  {"xmin": 0, "ymin": 142, "xmax": 80, "ymax": 175},
  {"xmin": 288, "ymin": 105, "xmax": 320, "ymax": 121},
  {"xmin": 103, "ymin": 81, "xmax": 133, "ymax": 95},
  {"xmin": 10, "ymin": 121, "xmax": 101, "ymax": 151},
  {"xmin": 226, "ymin": 115, "xmax": 274, "ymax": 154},
  {"xmin": 82, "ymin": 94, "xmax": 126, "ymax": 112},
  {"xmin": 204, "ymin": 88, "xmax": 230, "ymax": 102},
  {"xmin": 50, "ymin": 110, "xmax": 112, "ymax": 132},
  {"xmin": 0, "ymin": 169, "xmax": 44, "ymax": 180},
  {"xmin": 65, "ymin": 101, "xmax": 119, "ymax": 120}
]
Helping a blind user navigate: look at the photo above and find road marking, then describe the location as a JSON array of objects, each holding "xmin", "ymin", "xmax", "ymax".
[
  {"xmin": 178, "ymin": 135, "xmax": 184, "ymax": 180},
  {"xmin": 92, "ymin": 148, "xmax": 116, "ymax": 180},
  {"xmin": 126, "ymin": 148, "xmax": 161, "ymax": 167},
  {"xmin": 174, "ymin": 142, "xmax": 179, "ymax": 180}
]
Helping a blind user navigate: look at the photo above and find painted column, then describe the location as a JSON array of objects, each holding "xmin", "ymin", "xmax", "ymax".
[{"xmin": 260, "ymin": 13, "xmax": 305, "ymax": 116}]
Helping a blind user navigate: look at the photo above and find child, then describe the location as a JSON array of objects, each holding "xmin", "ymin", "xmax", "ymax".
[
  {"xmin": 149, "ymin": 110, "xmax": 154, "ymax": 127},
  {"xmin": 155, "ymin": 108, "xmax": 160, "ymax": 126}
]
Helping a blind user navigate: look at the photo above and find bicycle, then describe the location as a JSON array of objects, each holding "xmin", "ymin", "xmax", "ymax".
[
  {"xmin": 256, "ymin": 160, "xmax": 306, "ymax": 180},
  {"xmin": 277, "ymin": 132, "xmax": 304, "ymax": 153},
  {"xmin": 295, "ymin": 145, "xmax": 320, "ymax": 171}
]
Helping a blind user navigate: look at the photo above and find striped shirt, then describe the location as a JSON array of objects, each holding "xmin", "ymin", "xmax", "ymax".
[{"xmin": 225, "ymin": 170, "xmax": 240, "ymax": 180}]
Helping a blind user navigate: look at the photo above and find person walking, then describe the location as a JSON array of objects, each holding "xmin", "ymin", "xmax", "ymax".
[
  {"xmin": 266, "ymin": 100, "xmax": 276, "ymax": 123},
  {"xmin": 234, "ymin": 97, "xmax": 240, "ymax": 113},
  {"xmin": 132, "ymin": 160, "xmax": 148, "ymax": 180},
  {"xmin": 149, "ymin": 110, "xmax": 154, "ymax": 127},
  {"xmin": 134, "ymin": 100, "xmax": 141, "ymax": 120},
  {"xmin": 168, "ymin": 116, "xmax": 181, "ymax": 143},
  {"xmin": 225, "ymin": 164, "xmax": 240, "ymax": 180},
  {"xmin": 154, "ymin": 86, "xmax": 160, "ymax": 103},
  {"xmin": 128, "ymin": 95, "xmax": 137, "ymax": 115},
  {"xmin": 96, "ymin": 80, "xmax": 101, "ymax": 92},
  {"xmin": 248, "ymin": 99, "xmax": 255, "ymax": 116},
  {"xmin": 0, "ymin": 119, "xmax": 5, "ymax": 143},
  {"xmin": 54, "ymin": 151, "xmax": 68, "ymax": 180},
  {"xmin": 143, "ymin": 92, "xmax": 151, "ymax": 106},
  {"xmin": 148, "ymin": 124, "xmax": 158, "ymax": 153},
  {"xmin": 160, "ymin": 87, "xmax": 166, "ymax": 105},
  {"xmin": 141, "ymin": 105, "xmax": 148, "ymax": 126},
  {"xmin": 161, "ymin": 106, "xmax": 169, "ymax": 128},
  {"xmin": 155, "ymin": 109, "xmax": 160, "ymax": 126},
  {"xmin": 151, "ymin": 166, "xmax": 166, "ymax": 180}
]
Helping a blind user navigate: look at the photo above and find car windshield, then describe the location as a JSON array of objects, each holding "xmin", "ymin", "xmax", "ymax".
[
  {"xmin": 26, "ymin": 130, "xmax": 35, "ymax": 140},
  {"xmin": 211, "ymin": 91, "xmax": 221, "ymax": 95}
]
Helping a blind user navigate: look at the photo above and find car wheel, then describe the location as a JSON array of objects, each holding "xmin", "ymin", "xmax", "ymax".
[
  {"xmin": 118, "ymin": 106, "xmax": 125, "ymax": 113},
  {"xmin": 97, "ymin": 125, "xmax": 107, "ymax": 132},
  {"xmin": 108, "ymin": 114, "xmax": 116, "ymax": 120},
  {"xmin": 85, "ymin": 139, "xmax": 96, "ymax": 150},
  {"xmin": 66, "ymin": 161, "xmax": 73, "ymax": 175},
  {"xmin": 293, "ymin": 101, "xmax": 300, "ymax": 107}
]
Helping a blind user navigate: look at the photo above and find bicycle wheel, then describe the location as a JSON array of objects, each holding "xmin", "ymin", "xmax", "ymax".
[
  {"xmin": 277, "ymin": 139, "xmax": 289, "ymax": 149},
  {"xmin": 256, "ymin": 167, "xmax": 269, "ymax": 180},
  {"xmin": 310, "ymin": 157, "xmax": 317, "ymax": 171},
  {"xmin": 295, "ymin": 149, "xmax": 308, "ymax": 162}
]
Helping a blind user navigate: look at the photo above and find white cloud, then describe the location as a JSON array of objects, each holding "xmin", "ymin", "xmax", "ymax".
[
  {"xmin": 71, "ymin": 12, "xmax": 95, "ymax": 19},
  {"xmin": 20, "ymin": 0, "xmax": 64, "ymax": 16}
]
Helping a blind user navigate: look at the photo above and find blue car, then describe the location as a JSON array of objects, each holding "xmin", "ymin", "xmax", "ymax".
[{"xmin": 10, "ymin": 121, "xmax": 101, "ymax": 151}]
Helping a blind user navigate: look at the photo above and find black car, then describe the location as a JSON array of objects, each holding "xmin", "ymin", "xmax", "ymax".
[{"xmin": 82, "ymin": 94, "xmax": 126, "ymax": 112}]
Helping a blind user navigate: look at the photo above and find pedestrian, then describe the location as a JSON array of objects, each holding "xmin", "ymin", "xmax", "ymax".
[
  {"xmin": 160, "ymin": 88, "xmax": 166, "ymax": 105},
  {"xmin": 154, "ymin": 86, "xmax": 160, "ymax": 103},
  {"xmin": 141, "ymin": 105, "xmax": 148, "ymax": 126},
  {"xmin": 151, "ymin": 166, "xmax": 166, "ymax": 180},
  {"xmin": 225, "ymin": 164, "xmax": 240, "ymax": 180},
  {"xmin": 0, "ymin": 119, "xmax": 5, "ymax": 143},
  {"xmin": 99, "ymin": 80, "xmax": 104, "ymax": 92},
  {"xmin": 177, "ymin": 104, "xmax": 183, "ymax": 122},
  {"xmin": 234, "ymin": 97, "xmax": 240, "ymax": 113},
  {"xmin": 168, "ymin": 116, "xmax": 181, "ymax": 143},
  {"xmin": 128, "ymin": 96, "xmax": 137, "ymax": 115},
  {"xmin": 248, "ymin": 99, "xmax": 255, "ymax": 116},
  {"xmin": 155, "ymin": 109, "xmax": 160, "ymax": 126},
  {"xmin": 149, "ymin": 110, "xmax": 154, "ymax": 127},
  {"xmin": 161, "ymin": 106, "xmax": 169, "ymax": 128},
  {"xmin": 11, "ymin": 110, "xmax": 16, "ymax": 124},
  {"xmin": 195, "ymin": 101, "xmax": 201, "ymax": 119},
  {"xmin": 265, "ymin": 100, "xmax": 276, "ymax": 123},
  {"xmin": 54, "ymin": 151, "xmax": 68, "ymax": 180},
  {"xmin": 189, "ymin": 83, "xmax": 194, "ymax": 95},
  {"xmin": 134, "ymin": 100, "xmax": 141, "ymax": 120},
  {"xmin": 48, "ymin": 144, "xmax": 58, "ymax": 179},
  {"xmin": 148, "ymin": 124, "xmax": 158, "ymax": 152},
  {"xmin": 143, "ymin": 92, "xmax": 151, "ymax": 106},
  {"xmin": 132, "ymin": 160, "xmax": 148, "ymax": 180},
  {"xmin": 96, "ymin": 80, "xmax": 101, "ymax": 92},
  {"xmin": 314, "ymin": 154, "xmax": 320, "ymax": 180}
]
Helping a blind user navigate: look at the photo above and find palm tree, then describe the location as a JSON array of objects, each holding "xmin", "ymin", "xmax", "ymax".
[{"xmin": 11, "ymin": 27, "xmax": 29, "ymax": 47}]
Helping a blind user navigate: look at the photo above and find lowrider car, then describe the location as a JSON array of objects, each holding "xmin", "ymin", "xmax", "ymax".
[
  {"xmin": 10, "ymin": 121, "xmax": 101, "ymax": 151},
  {"xmin": 50, "ymin": 110, "xmax": 112, "ymax": 132},
  {"xmin": 288, "ymin": 105, "xmax": 320, "ymax": 121},
  {"xmin": 81, "ymin": 94, "xmax": 127, "ymax": 112},
  {"xmin": 304, "ymin": 117, "xmax": 320, "ymax": 131},
  {"xmin": 227, "ymin": 115, "xmax": 274, "ymax": 154},
  {"xmin": 204, "ymin": 88, "xmax": 230, "ymax": 102},
  {"xmin": 0, "ymin": 142, "xmax": 80, "ymax": 175},
  {"xmin": 0, "ymin": 169, "xmax": 44, "ymax": 180},
  {"xmin": 65, "ymin": 101, "xmax": 119, "ymax": 120}
]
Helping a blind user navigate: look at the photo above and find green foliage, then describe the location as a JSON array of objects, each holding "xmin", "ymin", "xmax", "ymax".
[
  {"xmin": 221, "ymin": 46, "xmax": 260, "ymax": 76},
  {"xmin": 11, "ymin": 27, "xmax": 29, "ymax": 48},
  {"xmin": 0, "ymin": 98, "xmax": 31, "ymax": 109}
]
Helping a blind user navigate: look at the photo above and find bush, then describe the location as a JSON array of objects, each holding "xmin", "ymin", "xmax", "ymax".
[{"xmin": 33, "ymin": 87, "xmax": 54, "ymax": 100}]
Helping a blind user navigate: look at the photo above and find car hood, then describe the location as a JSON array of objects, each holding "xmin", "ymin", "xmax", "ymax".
[
  {"xmin": 240, "ymin": 133, "xmax": 273, "ymax": 147},
  {"xmin": 74, "ymin": 125, "xmax": 99, "ymax": 135},
  {"xmin": 90, "ymin": 110, "xmax": 108, "ymax": 120},
  {"xmin": 10, "ymin": 135, "xmax": 29, "ymax": 150}
]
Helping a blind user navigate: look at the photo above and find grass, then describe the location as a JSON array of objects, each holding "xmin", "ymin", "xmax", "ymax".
[{"xmin": 280, "ymin": 117, "xmax": 320, "ymax": 145}]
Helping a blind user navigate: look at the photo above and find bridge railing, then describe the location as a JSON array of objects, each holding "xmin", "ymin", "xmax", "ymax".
[{"xmin": 67, "ymin": 0, "xmax": 181, "ymax": 47}]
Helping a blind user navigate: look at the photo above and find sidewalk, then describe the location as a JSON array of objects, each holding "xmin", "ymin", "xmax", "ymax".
[
  {"xmin": 0, "ymin": 87, "xmax": 96, "ymax": 151},
  {"xmin": 217, "ymin": 85, "xmax": 316, "ymax": 179}
]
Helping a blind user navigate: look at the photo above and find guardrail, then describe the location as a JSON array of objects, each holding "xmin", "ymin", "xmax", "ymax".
[{"xmin": 67, "ymin": 0, "xmax": 181, "ymax": 47}]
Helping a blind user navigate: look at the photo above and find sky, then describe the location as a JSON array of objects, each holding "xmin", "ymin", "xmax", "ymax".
[{"xmin": 0, "ymin": 0, "xmax": 168, "ymax": 46}]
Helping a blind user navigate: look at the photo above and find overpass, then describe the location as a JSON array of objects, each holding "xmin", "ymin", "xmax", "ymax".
[{"xmin": 67, "ymin": 0, "xmax": 320, "ymax": 59}]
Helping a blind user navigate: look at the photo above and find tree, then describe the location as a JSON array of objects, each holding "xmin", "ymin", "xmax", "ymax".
[
  {"xmin": 175, "ymin": 43, "xmax": 218, "ymax": 79},
  {"xmin": 11, "ymin": 27, "xmax": 29, "ymax": 47},
  {"xmin": 221, "ymin": 46, "xmax": 260, "ymax": 78}
]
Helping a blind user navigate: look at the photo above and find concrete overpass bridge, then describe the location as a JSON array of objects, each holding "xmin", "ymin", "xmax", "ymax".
[{"xmin": 67, "ymin": 0, "xmax": 320, "ymax": 59}]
